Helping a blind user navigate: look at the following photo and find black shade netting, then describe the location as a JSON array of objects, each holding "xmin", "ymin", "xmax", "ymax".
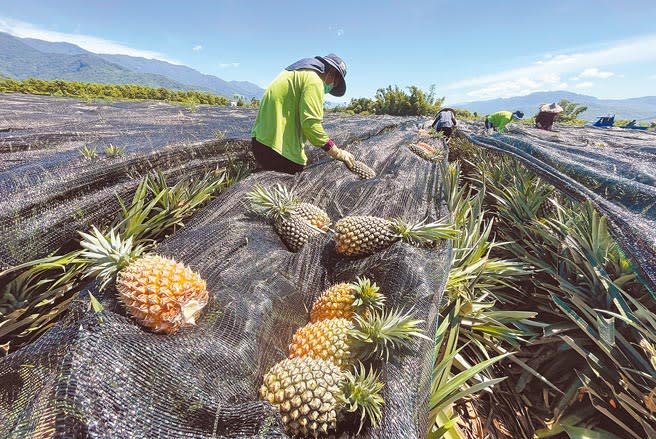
[
  {"xmin": 461, "ymin": 120, "xmax": 656, "ymax": 294},
  {"xmin": 0, "ymin": 108, "xmax": 450, "ymax": 439},
  {"xmin": 0, "ymin": 93, "xmax": 413, "ymax": 268}
]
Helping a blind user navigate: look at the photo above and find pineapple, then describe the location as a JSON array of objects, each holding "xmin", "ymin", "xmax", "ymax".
[
  {"xmin": 296, "ymin": 203, "xmax": 331, "ymax": 231},
  {"xmin": 408, "ymin": 142, "xmax": 440, "ymax": 161},
  {"xmin": 79, "ymin": 226, "xmax": 209, "ymax": 334},
  {"xmin": 259, "ymin": 358, "xmax": 383, "ymax": 437},
  {"xmin": 347, "ymin": 160, "xmax": 376, "ymax": 179},
  {"xmin": 310, "ymin": 277, "xmax": 385, "ymax": 322},
  {"xmin": 334, "ymin": 215, "xmax": 460, "ymax": 256},
  {"xmin": 289, "ymin": 308, "xmax": 428, "ymax": 369},
  {"xmin": 246, "ymin": 184, "xmax": 328, "ymax": 252}
]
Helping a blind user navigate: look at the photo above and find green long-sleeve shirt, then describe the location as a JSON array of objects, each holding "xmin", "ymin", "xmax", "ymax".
[
  {"xmin": 487, "ymin": 111, "xmax": 513, "ymax": 132},
  {"xmin": 251, "ymin": 69, "xmax": 329, "ymax": 165}
]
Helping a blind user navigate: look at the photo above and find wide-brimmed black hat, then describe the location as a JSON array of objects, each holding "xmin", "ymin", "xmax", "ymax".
[{"xmin": 316, "ymin": 53, "xmax": 347, "ymax": 97}]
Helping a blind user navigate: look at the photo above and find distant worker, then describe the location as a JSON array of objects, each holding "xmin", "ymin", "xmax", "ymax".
[
  {"xmin": 484, "ymin": 110, "xmax": 524, "ymax": 133},
  {"xmin": 535, "ymin": 103, "xmax": 563, "ymax": 131},
  {"xmin": 250, "ymin": 53, "xmax": 355, "ymax": 174},
  {"xmin": 431, "ymin": 108, "xmax": 457, "ymax": 138}
]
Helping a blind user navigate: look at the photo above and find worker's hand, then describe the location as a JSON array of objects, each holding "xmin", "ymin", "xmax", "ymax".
[{"xmin": 327, "ymin": 146, "xmax": 356, "ymax": 169}]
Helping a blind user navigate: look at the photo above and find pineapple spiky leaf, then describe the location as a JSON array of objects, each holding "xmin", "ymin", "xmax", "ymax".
[
  {"xmin": 341, "ymin": 362, "xmax": 385, "ymax": 433},
  {"xmin": 79, "ymin": 226, "xmax": 147, "ymax": 290},
  {"xmin": 391, "ymin": 218, "xmax": 461, "ymax": 246},
  {"xmin": 350, "ymin": 308, "xmax": 429, "ymax": 362},
  {"xmin": 351, "ymin": 276, "xmax": 386, "ymax": 314},
  {"xmin": 245, "ymin": 183, "xmax": 299, "ymax": 222}
]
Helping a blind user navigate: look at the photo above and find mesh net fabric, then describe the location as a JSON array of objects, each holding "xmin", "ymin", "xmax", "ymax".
[
  {"xmin": 0, "ymin": 94, "xmax": 449, "ymax": 438},
  {"xmin": 0, "ymin": 94, "xmax": 412, "ymax": 268},
  {"xmin": 460, "ymin": 120, "xmax": 656, "ymax": 293}
]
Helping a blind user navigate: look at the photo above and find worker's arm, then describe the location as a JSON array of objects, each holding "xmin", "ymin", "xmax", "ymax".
[{"xmin": 299, "ymin": 81, "xmax": 330, "ymax": 147}]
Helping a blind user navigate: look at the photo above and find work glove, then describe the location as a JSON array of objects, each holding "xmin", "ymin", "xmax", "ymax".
[{"xmin": 327, "ymin": 146, "xmax": 356, "ymax": 169}]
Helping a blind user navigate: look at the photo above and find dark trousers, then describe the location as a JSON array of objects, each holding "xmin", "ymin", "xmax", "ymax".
[
  {"xmin": 251, "ymin": 138, "xmax": 304, "ymax": 174},
  {"xmin": 435, "ymin": 126, "xmax": 454, "ymax": 138}
]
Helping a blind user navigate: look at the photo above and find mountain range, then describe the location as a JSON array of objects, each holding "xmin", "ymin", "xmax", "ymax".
[
  {"xmin": 0, "ymin": 32, "xmax": 264, "ymax": 99},
  {"xmin": 453, "ymin": 91, "xmax": 656, "ymax": 122}
]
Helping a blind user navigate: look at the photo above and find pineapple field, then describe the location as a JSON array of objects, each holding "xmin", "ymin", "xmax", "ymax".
[{"xmin": 0, "ymin": 92, "xmax": 655, "ymax": 438}]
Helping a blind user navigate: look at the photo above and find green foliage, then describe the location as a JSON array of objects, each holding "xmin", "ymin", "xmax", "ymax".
[
  {"xmin": 103, "ymin": 144, "xmax": 124, "ymax": 158},
  {"xmin": 336, "ymin": 84, "xmax": 444, "ymax": 116},
  {"xmin": 443, "ymin": 138, "xmax": 656, "ymax": 438},
  {"xmin": 453, "ymin": 108, "xmax": 481, "ymax": 120},
  {"xmin": 0, "ymin": 78, "xmax": 230, "ymax": 106},
  {"xmin": 80, "ymin": 144, "xmax": 97, "ymax": 160},
  {"xmin": 556, "ymin": 99, "xmax": 588, "ymax": 124}
]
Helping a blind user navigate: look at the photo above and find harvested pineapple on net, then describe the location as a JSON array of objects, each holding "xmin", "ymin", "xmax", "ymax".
[
  {"xmin": 79, "ymin": 226, "xmax": 209, "ymax": 334},
  {"xmin": 310, "ymin": 276, "xmax": 385, "ymax": 322},
  {"xmin": 408, "ymin": 141, "xmax": 443, "ymax": 161},
  {"xmin": 259, "ymin": 358, "xmax": 383, "ymax": 438},
  {"xmin": 334, "ymin": 215, "xmax": 460, "ymax": 256},
  {"xmin": 289, "ymin": 307, "xmax": 428, "ymax": 369},
  {"xmin": 246, "ymin": 184, "xmax": 330, "ymax": 252}
]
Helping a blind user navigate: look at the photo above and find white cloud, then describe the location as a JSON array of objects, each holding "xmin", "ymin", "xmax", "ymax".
[
  {"xmin": 192, "ymin": 45, "xmax": 203, "ymax": 52},
  {"xmin": 572, "ymin": 67, "xmax": 614, "ymax": 80},
  {"xmin": 0, "ymin": 16, "xmax": 179, "ymax": 63},
  {"xmin": 218, "ymin": 62, "xmax": 240, "ymax": 69},
  {"xmin": 447, "ymin": 33, "xmax": 656, "ymax": 100},
  {"xmin": 575, "ymin": 81, "xmax": 594, "ymax": 89}
]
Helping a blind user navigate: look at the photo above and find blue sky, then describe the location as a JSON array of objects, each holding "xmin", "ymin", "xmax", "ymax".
[{"xmin": 1, "ymin": 0, "xmax": 655, "ymax": 104}]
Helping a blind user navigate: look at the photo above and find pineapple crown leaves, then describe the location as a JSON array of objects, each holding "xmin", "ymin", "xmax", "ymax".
[
  {"xmin": 78, "ymin": 226, "xmax": 147, "ymax": 290},
  {"xmin": 390, "ymin": 218, "xmax": 461, "ymax": 246},
  {"xmin": 339, "ymin": 362, "xmax": 384, "ymax": 433},
  {"xmin": 245, "ymin": 183, "xmax": 300, "ymax": 221},
  {"xmin": 350, "ymin": 277, "xmax": 386, "ymax": 313},
  {"xmin": 350, "ymin": 307, "xmax": 430, "ymax": 362}
]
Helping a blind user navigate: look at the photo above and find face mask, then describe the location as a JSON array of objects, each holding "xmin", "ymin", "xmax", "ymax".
[{"xmin": 324, "ymin": 82, "xmax": 333, "ymax": 94}]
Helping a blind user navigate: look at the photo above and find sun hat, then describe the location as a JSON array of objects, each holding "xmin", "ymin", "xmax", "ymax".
[
  {"xmin": 539, "ymin": 102, "xmax": 564, "ymax": 113},
  {"xmin": 315, "ymin": 53, "xmax": 347, "ymax": 97}
]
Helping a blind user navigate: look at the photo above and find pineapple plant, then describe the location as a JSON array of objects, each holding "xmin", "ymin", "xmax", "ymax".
[
  {"xmin": 334, "ymin": 216, "xmax": 460, "ymax": 256},
  {"xmin": 289, "ymin": 308, "xmax": 428, "ymax": 369},
  {"xmin": 347, "ymin": 160, "xmax": 376, "ymax": 179},
  {"xmin": 310, "ymin": 277, "xmax": 385, "ymax": 322},
  {"xmin": 259, "ymin": 358, "xmax": 383, "ymax": 437},
  {"xmin": 79, "ymin": 226, "xmax": 209, "ymax": 334},
  {"xmin": 246, "ymin": 184, "xmax": 329, "ymax": 252}
]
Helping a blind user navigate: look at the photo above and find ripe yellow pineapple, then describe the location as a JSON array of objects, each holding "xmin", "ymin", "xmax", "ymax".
[
  {"xmin": 246, "ymin": 184, "xmax": 328, "ymax": 252},
  {"xmin": 347, "ymin": 160, "xmax": 376, "ymax": 179},
  {"xmin": 79, "ymin": 227, "xmax": 209, "ymax": 333},
  {"xmin": 259, "ymin": 358, "xmax": 383, "ymax": 437},
  {"xmin": 289, "ymin": 308, "xmax": 428, "ymax": 369},
  {"xmin": 310, "ymin": 277, "xmax": 385, "ymax": 322},
  {"xmin": 334, "ymin": 215, "xmax": 460, "ymax": 256}
]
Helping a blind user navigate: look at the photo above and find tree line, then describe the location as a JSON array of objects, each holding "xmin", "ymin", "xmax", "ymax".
[
  {"xmin": 0, "ymin": 78, "xmax": 231, "ymax": 106},
  {"xmin": 332, "ymin": 85, "xmax": 446, "ymax": 116}
]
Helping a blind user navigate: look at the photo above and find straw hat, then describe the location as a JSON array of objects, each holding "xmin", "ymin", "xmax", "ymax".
[{"xmin": 539, "ymin": 103, "xmax": 564, "ymax": 113}]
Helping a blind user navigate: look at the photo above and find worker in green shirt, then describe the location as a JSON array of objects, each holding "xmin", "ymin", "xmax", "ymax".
[
  {"xmin": 251, "ymin": 53, "xmax": 355, "ymax": 174},
  {"xmin": 484, "ymin": 110, "xmax": 524, "ymax": 133}
]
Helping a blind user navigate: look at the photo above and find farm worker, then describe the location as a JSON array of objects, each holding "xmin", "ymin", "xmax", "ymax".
[
  {"xmin": 431, "ymin": 108, "xmax": 458, "ymax": 138},
  {"xmin": 484, "ymin": 110, "xmax": 524, "ymax": 133},
  {"xmin": 251, "ymin": 53, "xmax": 355, "ymax": 174},
  {"xmin": 535, "ymin": 103, "xmax": 563, "ymax": 131}
]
